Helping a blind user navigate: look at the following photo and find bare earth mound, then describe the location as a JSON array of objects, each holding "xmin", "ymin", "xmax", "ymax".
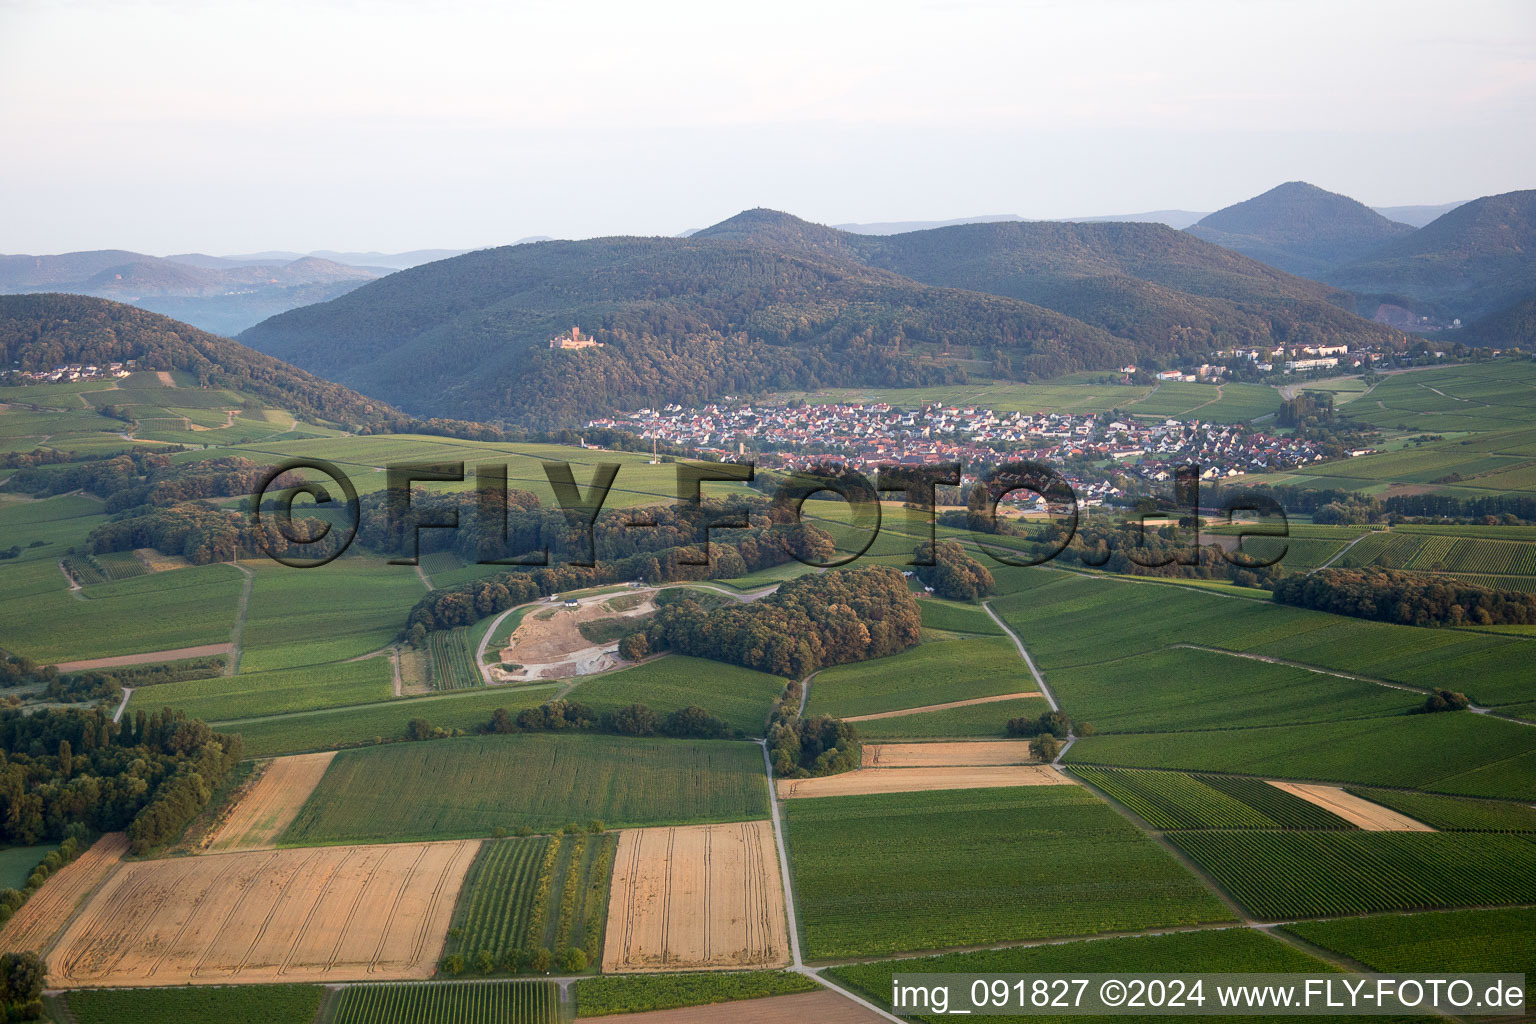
[
  {"xmin": 776, "ymin": 765, "xmax": 1072, "ymax": 799},
  {"xmin": 864, "ymin": 741, "xmax": 1036, "ymax": 767},
  {"xmin": 598, "ymin": 989, "xmax": 888, "ymax": 1023},
  {"xmin": 0, "ymin": 833, "xmax": 128, "ymax": 955},
  {"xmin": 48, "ymin": 839, "xmax": 479, "ymax": 986},
  {"xmin": 842, "ymin": 691, "xmax": 1042, "ymax": 722},
  {"xmin": 203, "ymin": 751, "xmax": 337, "ymax": 852},
  {"xmin": 603, "ymin": 821, "xmax": 789, "ymax": 973},
  {"xmin": 496, "ymin": 590, "xmax": 657, "ymax": 681},
  {"xmin": 1266, "ymin": 782, "xmax": 1435, "ymax": 831}
]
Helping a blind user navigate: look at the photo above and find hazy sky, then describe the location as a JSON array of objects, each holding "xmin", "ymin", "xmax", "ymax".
[{"xmin": 2, "ymin": 0, "xmax": 1532, "ymax": 254}]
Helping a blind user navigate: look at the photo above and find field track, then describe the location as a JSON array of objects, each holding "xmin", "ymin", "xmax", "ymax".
[
  {"xmin": 52, "ymin": 643, "xmax": 234, "ymax": 671},
  {"xmin": 47, "ymin": 839, "xmax": 479, "ymax": 986},
  {"xmin": 591, "ymin": 989, "xmax": 888, "ymax": 1023},
  {"xmin": 777, "ymin": 764, "xmax": 1070, "ymax": 799},
  {"xmin": 1267, "ymin": 783, "xmax": 1434, "ymax": 831},
  {"xmin": 602, "ymin": 822, "xmax": 789, "ymax": 972},
  {"xmin": 842, "ymin": 691, "xmax": 1042, "ymax": 721},
  {"xmin": 864, "ymin": 741, "xmax": 1035, "ymax": 767},
  {"xmin": 0, "ymin": 833, "xmax": 128, "ymax": 954},
  {"xmin": 203, "ymin": 752, "xmax": 337, "ymax": 851}
]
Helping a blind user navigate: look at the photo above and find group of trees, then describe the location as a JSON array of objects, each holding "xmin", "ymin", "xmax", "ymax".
[
  {"xmin": 1273, "ymin": 568, "xmax": 1536, "ymax": 627},
  {"xmin": 0, "ymin": 705, "xmax": 240, "ymax": 853},
  {"xmin": 765, "ymin": 680, "xmax": 861, "ymax": 778},
  {"xmin": 484, "ymin": 699, "xmax": 734, "ymax": 740},
  {"xmin": 88, "ymin": 499, "xmax": 347, "ymax": 566},
  {"xmin": 913, "ymin": 539, "xmax": 995, "ymax": 600},
  {"xmin": 1002, "ymin": 519, "xmax": 1285, "ymax": 589},
  {"xmin": 0, "ymin": 951, "xmax": 44, "ymax": 1023},
  {"xmin": 641, "ymin": 566, "xmax": 922, "ymax": 680}
]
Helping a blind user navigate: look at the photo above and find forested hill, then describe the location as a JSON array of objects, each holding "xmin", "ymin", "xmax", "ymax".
[
  {"xmin": 1325, "ymin": 189, "xmax": 1536, "ymax": 323},
  {"xmin": 0, "ymin": 293, "xmax": 407, "ymax": 430},
  {"xmin": 239, "ymin": 210, "xmax": 1405, "ymax": 425},
  {"xmin": 1184, "ymin": 181, "xmax": 1416, "ymax": 278}
]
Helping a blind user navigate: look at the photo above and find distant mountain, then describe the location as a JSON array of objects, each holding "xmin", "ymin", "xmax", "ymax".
[
  {"xmin": 697, "ymin": 212, "xmax": 1400, "ymax": 362},
  {"xmin": 1326, "ymin": 189, "xmax": 1536, "ymax": 324},
  {"xmin": 0, "ymin": 250, "xmax": 383, "ymax": 336},
  {"xmin": 1186, "ymin": 182, "xmax": 1416, "ymax": 278},
  {"xmin": 221, "ymin": 249, "xmax": 471, "ymax": 270},
  {"xmin": 1465, "ymin": 291, "xmax": 1536, "ymax": 347},
  {"xmin": 0, "ymin": 294, "xmax": 405, "ymax": 429},
  {"xmin": 1065, "ymin": 210, "xmax": 1209, "ymax": 229},
  {"xmin": 240, "ymin": 208, "xmax": 1403, "ymax": 425},
  {"xmin": 1369, "ymin": 201, "xmax": 1467, "ymax": 228}
]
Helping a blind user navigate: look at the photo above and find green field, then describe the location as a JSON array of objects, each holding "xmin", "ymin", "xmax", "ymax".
[
  {"xmin": 236, "ymin": 557, "xmax": 427, "ymax": 672},
  {"xmin": 1071, "ymin": 768, "xmax": 1352, "ymax": 830},
  {"xmin": 807, "ymin": 635, "xmax": 1034, "ymax": 719},
  {"xmin": 0, "ymin": 561, "xmax": 245, "ymax": 662},
  {"xmin": 447, "ymin": 832, "xmax": 616, "ymax": 969},
  {"xmin": 1283, "ymin": 907, "xmax": 1535, "ymax": 1006},
  {"xmin": 916, "ymin": 596, "xmax": 1005, "ymax": 634},
  {"xmin": 784, "ymin": 785, "xmax": 1232, "ymax": 959},
  {"xmin": 133, "ymin": 657, "xmax": 394, "ymax": 721},
  {"xmin": 1166, "ymin": 830, "xmax": 1536, "ymax": 919},
  {"xmin": 573, "ymin": 972, "xmax": 819, "ymax": 1017},
  {"xmin": 331, "ymin": 981, "xmax": 559, "ymax": 1024},
  {"xmin": 1066, "ymin": 712, "xmax": 1536, "ymax": 801},
  {"xmin": 564, "ymin": 656, "xmax": 786, "ymax": 736},
  {"xmin": 850, "ymin": 694, "xmax": 1054, "ymax": 739},
  {"xmin": 827, "ymin": 926, "xmax": 1334, "ymax": 1024},
  {"xmin": 0, "ymin": 844, "xmax": 56, "ymax": 889},
  {"xmin": 63, "ymin": 985, "xmax": 324, "ymax": 1024},
  {"xmin": 281, "ymin": 732, "xmax": 769, "ymax": 844},
  {"xmin": 215, "ymin": 682, "xmax": 561, "ymax": 757}
]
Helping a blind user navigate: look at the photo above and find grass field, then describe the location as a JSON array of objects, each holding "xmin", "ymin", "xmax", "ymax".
[
  {"xmin": 1283, "ymin": 907, "xmax": 1535, "ymax": 1006},
  {"xmin": 784, "ymin": 785, "xmax": 1232, "ymax": 959},
  {"xmin": 573, "ymin": 972, "xmax": 819, "ymax": 1017},
  {"xmin": 806, "ymin": 635, "xmax": 1034, "ymax": 719},
  {"xmin": 448, "ymin": 833, "xmax": 616, "ymax": 969},
  {"xmin": 63, "ymin": 985, "xmax": 324, "ymax": 1024},
  {"xmin": 281, "ymin": 732, "xmax": 769, "ymax": 843},
  {"xmin": 0, "ymin": 561, "xmax": 245, "ymax": 662},
  {"xmin": 331, "ymin": 981, "xmax": 559, "ymax": 1024},
  {"xmin": 565, "ymin": 656, "xmax": 786, "ymax": 736},
  {"xmin": 214, "ymin": 682, "xmax": 562, "ymax": 757},
  {"xmin": 236, "ymin": 557, "xmax": 427, "ymax": 672},
  {"xmin": 916, "ymin": 597, "xmax": 1005, "ymax": 635},
  {"xmin": 0, "ymin": 844, "xmax": 56, "ymax": 889},
  {"xmin": 1167, "ymin": 831, "xmax": 1536, "ymax": 919},
  {"xmin": 1071, "ymin": 768, "xmax": 1352, "ymax": 830},
  {"xmin": 135, "ymin": 657, "xmax": 394, "ymax": 721},
  {"xmin": 1066, "ymin": 712, "xmax": 1536, "ymax": 801},
  {"xmin": 826, "ymin": 923, "xmax": 1333, "ymax": 1023},
  {"xmin": 850, "ymin": 695, "xmax": 1054, "ymax": 739}
]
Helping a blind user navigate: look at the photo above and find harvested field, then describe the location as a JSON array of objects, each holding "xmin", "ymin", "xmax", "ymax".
[
  {"xmin": 498, "ymin": 591, "xmax": 656, "ymax": 681},
  {"xmin": 586, "ymin": 989, "xmax": 887, "ymax": 1023},
  {"xmin": 864, "ymin": 741, "xmax": 1035, "ymax": 767},
  {"xmin": 603, "ymin": 821, "xmax": 789, "ymax": 973},
  {"xmin": 842, "ymin": 691, "xmax": 1041, "ymax": 722},
  {"xmin": 777, "ymin": 765, "xmax": 1070, "ymax": 799},
  {"xmin": 202, "ymin": 752, "xmax": 336, "ymax": 852},
  {"xmin": 0, "ymin": 833, "xmax": 128, "ymax": 954},
  {"xmin": 53, "ymin": 643, "xmax": 234, "ymax": 672},
  {"xmin": 48, "ymin": 839, "xmax": 479, "ymax": 986},
  {"xmin": 135, "ymin": 547, "xmax": 189, "ymax": 572},
  {"xmin": 1266, "ymin": 782, "xmax": 1434, "ymax": 832}
]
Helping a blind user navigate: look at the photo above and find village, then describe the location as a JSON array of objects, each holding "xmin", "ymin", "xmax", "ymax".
[{"xmin": 586, "ymin": 398, "xmax": 1350, "ymax": 508}]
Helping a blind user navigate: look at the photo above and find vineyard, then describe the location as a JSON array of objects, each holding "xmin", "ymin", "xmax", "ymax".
[
  {"xmin": 447, "ymin": 833, "xmax": 616, "ymax": 970},
  {"xmin": 573, "ymin": 971, "xmax": 819, "ymax": 1016},
  {"xmin": 92, "ymin": 550, "xmax": 148, "ymax": 580},
  {"xmin": 331, "ymin": 981, "xmax": 559, "ymax": 1024},
  {"xmin": 60, "ymin": 555, "xmax": 105, "ymax": 585},
  {"xmin": 431, "ymin": 626, "xmax": 481, "ymax": 689},
  {"xmin": 63, "ymin": 985, "xmax": 324, "ymax": 1024},
  {"xmin": 783, "ymin": 785, "xmax": 1231, "ymax": 958},
  {"xmin": 1165, "ymin": 831, "xmax": 1536, "ymax": 918},
  {"xmin": 280, "ymin": 733, "xmax": 769, "ymax": 843},
  {"xmin": 1071, "ymin": 768, "xmax": 1352, "ymax": 830},
  {"xmin": 1341, "ymin": 787, "xmax": 1536, "ymax": 832}
]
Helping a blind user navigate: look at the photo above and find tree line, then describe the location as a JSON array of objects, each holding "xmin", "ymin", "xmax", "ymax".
[{"xmin": 1273, "ymin": 568, "xmax": 1536, "ymax": 627}]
